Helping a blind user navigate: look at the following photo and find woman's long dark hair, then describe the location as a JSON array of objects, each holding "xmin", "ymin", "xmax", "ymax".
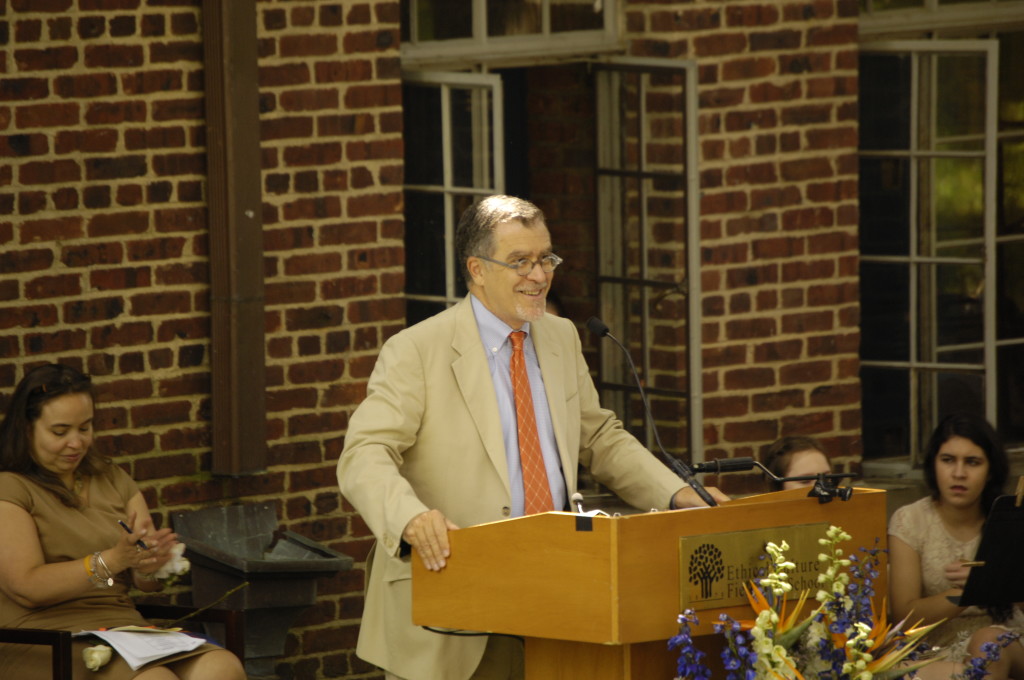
[
  {"xmin": 0, "ymin": 363, "xmax": 109, "ymax": 507},
  {"xmin": 922, "ymin": 412, "xmax": 1008, "ymax": 516}
]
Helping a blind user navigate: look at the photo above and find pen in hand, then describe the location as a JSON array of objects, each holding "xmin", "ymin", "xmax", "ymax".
[{"xmin": 118, "ymin": 520, "xmax": 149, "ymax": 550}]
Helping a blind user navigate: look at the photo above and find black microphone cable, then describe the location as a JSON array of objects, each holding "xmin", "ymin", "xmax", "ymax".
[{"xmin": 586, "ymin": 317, "xmax": 718, "ymax": 507}]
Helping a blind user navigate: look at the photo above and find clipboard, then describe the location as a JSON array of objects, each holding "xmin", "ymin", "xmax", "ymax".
[{"xmin": 953, "ymin": 491, "xmax": 1024, "ymax": 608}]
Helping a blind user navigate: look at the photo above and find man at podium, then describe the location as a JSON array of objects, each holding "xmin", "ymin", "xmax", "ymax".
[{"xmin": 337, "ymin": 195, "xmax": 728, "ymax": 680}]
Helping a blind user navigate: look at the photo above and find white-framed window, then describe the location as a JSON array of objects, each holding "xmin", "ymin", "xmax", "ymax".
[
  {"xmin": 858, "ymin": 34, "xmax": 1024, "ymax": 461},
  {"xmin": 593, "ymin": 58, "xmax": 705, "ymax": 463},
  {"xmin": 400, "ymin": 0, "xmax": 620, "ymax": 69},
  {"xmin": 402, "ymin": 71, "xmax": 505, "ymax": 324}
]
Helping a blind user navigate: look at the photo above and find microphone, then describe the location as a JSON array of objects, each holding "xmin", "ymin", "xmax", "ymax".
[
  {"xmin": 570, "ymin": 492, "xmax": 586, "ymax": 514},
  {"xmin": 691, "ymin": 457, "xmax": 756, "ymax": 474},
  {"xmin": 585, "ymin": 316, "xmax": 718, "ymax": 507}
]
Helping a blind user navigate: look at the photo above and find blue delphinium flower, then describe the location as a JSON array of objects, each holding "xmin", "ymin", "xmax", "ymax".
[
  {"xmin": 669, "ymin": 609, "xmax": 711, "ymax": 680},
  {"xmin": 713, "ymin": 613, "xmax": 759, "ymax": 680},
  {"xmin": 957, "ymin": 632, "xmax": 1023, "ymax": 680}
]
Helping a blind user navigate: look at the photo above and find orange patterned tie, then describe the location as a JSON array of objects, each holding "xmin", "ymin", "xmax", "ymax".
[{"xmin": 509, "ymin": 331, "xmax": 554, "ymax": 514}]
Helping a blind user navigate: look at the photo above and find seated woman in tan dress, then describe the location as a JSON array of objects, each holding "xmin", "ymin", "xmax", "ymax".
[
  {"xmin": 889, "ymin": 413, "xmax": 1024, "ymax": 679},
  {"xmin": 0, "ymin": 363, "xmax": 245, "ymax": 680}
]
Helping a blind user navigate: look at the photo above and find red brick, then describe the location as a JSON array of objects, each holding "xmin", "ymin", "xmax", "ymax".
[
  {"xmin": 0, "ymin": 132, "xmax": 48, "ymax": 156},
  {"xmin": 1, "ymin": 76, "xmax": 49, "ymax": 102},
  {"xmin": 156, "ymin": 262, "xmax": 206, "ymax": 286},
  {"xmin": 283, "ymin": 253, "xmax": 342, "ymax": 277},
  {"xmin": 85, "ymin": 44, "xmax": 144, "ymax": 68},
  {"xmin": 54, "ymin": 128, "xmax": 118, "ymax": 154},
  {"xmin": 150, "ymin": 96, "xmax": 200, "ymax": 120},
  {"xmin": 85, "ymin": 101, "xmax": 146, "ymax": 125},
  {"xmin": 724, "ymin": 367, "xmax": 775, "ymax": 390},
  {"xmin": 782, "ymin": 311, "xmax": 834, "ymax": 334},
  {"xmin": 723, "ymin": 419, "xmax": 777, "ymax": 443},
  {"xmin": 282, "ymin": 142, "xmax": 342, "ymax": 167},
  {"xmin": 280, "ymin": 33, "xmax": 338, "ymax": 57},
  {"xmin": 90, "ymin": 266, "xmax": 151, "ymax": 291},
  {"xmin": 159, "ymin": 372, "xmax": 209, "ymax": 398},
  {"xmin": 85, "ymin": 155, "xmax": 147, "ymax": 180},
  {"xmin": 53, "ymin": 73, "xmax": 118, "ymax": 99},
  {"xmin": 64, "ymin": 296, "xmax": 124, "ymax": 324},
  {"xmin": 131, "ymin": 400, "xmax": 192, "ymax": 428},
  {"xmin": 155, "ymin": 207, "xmax": 205, "ymax": 232},
  {"xmin": 752, "ymin": 389, "xmax": 805, "ymax": 412},
  {"xmin": 14, "ymin": 46, "xmax": 78, "ymax": 71},
  {"xmin": 0, "ymin": 305, "xmax": 58, "ymax": 331},
  {"xmin": 781, "ymin": 411, "xmax": 834, "ymax": 436},
  {"xmin": 24, "ymin": 328, "xmax": 86, "ymax": 354},
  {"xmin": 16, "ymin": 102, "xmax": 79, "ymax": 127},
  {"xmin": 25, "ymin": 273, "xmax": 81, "ymax": 299},
  {"xmin": 121, "ymin": 70, "xmax": 183, "ymax": 95},
  {"xmin": 262, "ymin": 116, "xmax": 315, "ymax": 141},
  {"xmin": 20, "ymin": 216, "xmax": 83, "ymax": 243},
  {"xmin": 126, "ymin": 291, "xmax": 190, "ymax": 317},
  {"xmin": 18, "ymin": 159, "xmax": 81, "ymax": 185},
  {"xmin": 87, "ymin": 210, "xmax": 149, "ymax": 237}
]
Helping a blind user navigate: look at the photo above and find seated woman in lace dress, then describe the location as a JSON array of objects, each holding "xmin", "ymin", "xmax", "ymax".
[
  {"xmin": 0, "ymin": 363, "xmax": 245, "ymax": 680},
  {"xmin": 889, "ymin": 412, "xmax": 1024, "ymax": 679}
]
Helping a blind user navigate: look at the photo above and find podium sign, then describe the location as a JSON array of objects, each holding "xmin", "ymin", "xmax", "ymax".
[{"xmin": 680, "ymin": 522, "xmax": 828, "ymax": 609}]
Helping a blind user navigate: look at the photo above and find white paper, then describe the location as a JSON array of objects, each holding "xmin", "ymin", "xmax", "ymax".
[{"xmin": 74, "ymin": 628, "xmax": 204, "ymax": 670}]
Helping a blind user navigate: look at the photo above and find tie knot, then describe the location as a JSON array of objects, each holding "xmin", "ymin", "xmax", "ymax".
[{"xmin": 509, "ymin": 330, "xmax": 526, "ymax": 351}]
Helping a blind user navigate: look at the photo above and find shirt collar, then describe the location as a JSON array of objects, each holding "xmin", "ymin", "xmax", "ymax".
[{"xmin": 470, "ymin": 293, "xmax": 531, "ymax": 350}]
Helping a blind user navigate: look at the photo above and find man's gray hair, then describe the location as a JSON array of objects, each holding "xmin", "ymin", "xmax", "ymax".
[{"xmin": 454, "ymin": 195, "xmax": 546, "ymax": 285}]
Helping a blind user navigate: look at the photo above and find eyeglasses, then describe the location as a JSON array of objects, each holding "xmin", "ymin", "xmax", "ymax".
[{"xmin": 476, "ymin": 253, "xmax": 563, "ymax": 277}]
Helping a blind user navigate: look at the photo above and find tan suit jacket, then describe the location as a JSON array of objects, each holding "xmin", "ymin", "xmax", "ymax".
[{"xmin": 336, "ymin": 296, "xmax": 684, "ymax": 680}]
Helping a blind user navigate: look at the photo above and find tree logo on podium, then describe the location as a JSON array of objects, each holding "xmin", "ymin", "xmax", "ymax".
[{"xmin": 688, "ymin": 543, "xmax": 724, "ymax": 599}]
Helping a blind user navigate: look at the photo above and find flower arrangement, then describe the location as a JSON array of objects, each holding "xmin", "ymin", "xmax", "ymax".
[{"xmin": 669, "ymin": 525, "xmax": 940, "ymax": 680}]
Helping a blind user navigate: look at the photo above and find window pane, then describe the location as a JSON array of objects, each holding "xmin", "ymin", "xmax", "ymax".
[
  {"xmin": 860, "ymin": 157, "xmax": 910, "ymax": 256},
  {"xmin": 407, "ymin": 299, "xmax": 447, "ymax": 326},
  {"xmin": 999, "ymin": 32, "xmax": 1024, "ymax": 130},
  {"xmin": 403, "ymin": 84, "xmax": 442, "ymax": 186},
  {"xmin": 859, "ymin": 53, "xmax": 911, "ymax": 151},
  {"xmin": 860, "ymin": 366, "xmax": 910, "ymax": 459},
  {"xmin": 930, "ymin": 157, "xmax": 984, "ymax": 244},
  {"xmin": 410, "ymin": 0, "xmax": 472, "ymax": 41},
  {"xmin": 450, "ymin": 87, "xmax": 495, "ymax": 188},
  {"xmin": 935, "ymin": 370, "xmax": 985, "ymax": 425},
  {"xmin": 932, "ymin": 262, "xmax": 984, "ymax": 350},
  {"xmin": 934, "ymin": 54, "xmax": 985, "ymax": 150},
  {"xmin": 867, "ymin": 0, "xmax": 924, "ymax": 9},
  {"xmin": 404, "ymin": 191, "xmax": 447, "ymax": 296},
  {"xmin": 552, "ymin": 0, "xmax": 603, "ymax": 32},
  {"xmin": 860, "ymin": 261, "xmax": 909, "ymax": 361},
  {"xmin": 998, "ymin": 343, "xmax": 1024, "ymax": 446},
  {"xmin": 998, "ymin": 239, "xmax": 1024, "ymax": 339},
  {"xmin": 488, "ymin": 0, "xmax": 541, "ymax": 36},
  {"xmin": 1001, "ymin": 138, "xmax": 1024, "ymax": 237}
]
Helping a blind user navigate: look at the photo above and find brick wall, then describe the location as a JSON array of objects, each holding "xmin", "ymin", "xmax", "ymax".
[
  {"xmin": 625, "ymin": 0, "xmax": 863, "ymax": 493},
  {"xmin": 0, "ymin": 1, "xmax": 402, "ymax": 677},
  {"xmin": 1, "ymin": 0, "xmax": 864, "ymax": 677}
]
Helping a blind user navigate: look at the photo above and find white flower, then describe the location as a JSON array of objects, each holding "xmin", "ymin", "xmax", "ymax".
[
  {"xmin": 83, "ymin": 644, "xmax": 112, "ymax": 671},
  {"xmin": 154, "ymin": 542, "xmax": 191, "ymax": 580}
]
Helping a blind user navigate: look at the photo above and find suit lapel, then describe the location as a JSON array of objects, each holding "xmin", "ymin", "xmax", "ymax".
[{"xmin": 450, "ymin": 298, "xmax": 512, "ymax": 494}]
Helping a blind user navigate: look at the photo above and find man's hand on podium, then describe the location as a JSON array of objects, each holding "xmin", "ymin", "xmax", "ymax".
[
  {"xmin": 673, "ymin": 485, "xmax": 730, "ymax": 509},
  {"xmin": 404, "ymin": 509, "xmax": 460, "ymax": 571}
]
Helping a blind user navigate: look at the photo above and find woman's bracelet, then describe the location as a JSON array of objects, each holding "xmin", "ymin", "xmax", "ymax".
[{"xmin": 88, "ymin": 552, "xmax": 114, "ymax": 588}]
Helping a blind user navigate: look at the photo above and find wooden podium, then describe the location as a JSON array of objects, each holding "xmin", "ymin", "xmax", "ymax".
[{"xmin": 412, "ymin": 487, "xmax": 888, "ymax": 680}]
